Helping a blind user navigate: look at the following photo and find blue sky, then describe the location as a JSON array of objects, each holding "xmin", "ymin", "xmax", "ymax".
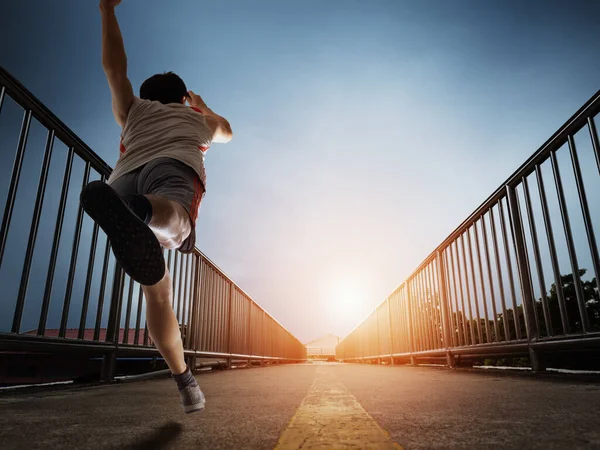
[{"xmin": 1, "ymin": 0, "xmax": 600, "ymax": 343}]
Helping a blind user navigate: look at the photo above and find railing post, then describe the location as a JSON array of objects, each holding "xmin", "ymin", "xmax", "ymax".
[
  {"xmin": 506, "ymin": 186, "xmax": 544, "ymax": 372},
  {"xmin": 186, "ymin": 255, "xmax": 202, "ymax": 372},
  {"xmin": 376, "ymin": 308, "xmax": 381, "ymax": 364},
  {"xmin": 387, "ymin": 297, "xmax": 395, "ymax": 365},
  {"xmin": 436, "ymin": 250, "xmax": 455, "ymax": 368},
  {"xmin": 226, "ymin": 282, "xmax": 234, "ymax": 369},
  {"xmin": 406, "ymin": 283, "xmax": 416, "ymax": 365},
  {"xmin": 102, "ymin": 264, "xmax": 125, "ymax": 382}
]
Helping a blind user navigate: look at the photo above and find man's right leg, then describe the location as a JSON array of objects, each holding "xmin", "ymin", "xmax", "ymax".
[{"xmin": 142, "ymin": 268, "xmax": 186, "ymax": 375}]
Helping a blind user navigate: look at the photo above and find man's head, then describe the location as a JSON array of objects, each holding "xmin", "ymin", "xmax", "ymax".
[{"xmin": 140, "ymin": 72, "xmax": 188, "ymax": 105}]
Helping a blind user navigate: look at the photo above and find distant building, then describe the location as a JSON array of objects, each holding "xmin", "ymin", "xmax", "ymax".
[{"xmin": 305, "ymin": 334, "xmax": 340, "ymax": 360}]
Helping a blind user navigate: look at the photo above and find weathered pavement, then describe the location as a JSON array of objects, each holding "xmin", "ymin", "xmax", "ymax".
[{"xmin": 1, "ymin": 362, "xmax": 599, "ymax": 449}]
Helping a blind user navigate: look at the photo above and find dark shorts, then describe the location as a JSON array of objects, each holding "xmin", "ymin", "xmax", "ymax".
[{"xmin": 109, "ymin": 157, "xmax": 205, "ymax": 253}]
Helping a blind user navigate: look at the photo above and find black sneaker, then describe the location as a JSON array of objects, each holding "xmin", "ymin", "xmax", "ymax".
[{"xmin": 80, "ymin": 181, "xmax": 165, "ymax": 286}]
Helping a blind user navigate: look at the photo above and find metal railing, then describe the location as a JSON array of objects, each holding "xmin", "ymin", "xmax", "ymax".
[
  {"xmin": 337, "ymin": 88, "xmax": 600, "ymax": 370},
  {"xmin": 0, "ymin": 65, "xmax": 306, "ymax": 381}
]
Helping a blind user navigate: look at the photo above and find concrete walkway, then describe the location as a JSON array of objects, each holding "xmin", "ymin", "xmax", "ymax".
[{"xmin": 1, "ymin": 363, "xmax": 599, "ymax": 449}]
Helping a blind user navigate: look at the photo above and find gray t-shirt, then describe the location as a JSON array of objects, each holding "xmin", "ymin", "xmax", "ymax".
[{"xmin": 107, "ymin": 97, "xmax": 213, "ymax": 187}]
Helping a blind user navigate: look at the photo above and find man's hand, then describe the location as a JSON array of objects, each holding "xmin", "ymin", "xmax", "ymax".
[
  {"xmin": 186, "ymin": 91, "xmax": 209, "ymax": 112},
  {"xmin": 186, "ymin": 91, "xmax": 232, "ymax": 144},
  {"xmin": 100, "ymin": 0, "xmax": 121, "ymax": 11}
]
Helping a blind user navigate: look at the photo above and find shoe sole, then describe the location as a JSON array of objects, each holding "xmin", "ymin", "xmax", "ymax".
[
  {"xmin": 184, "ymin": 401, "xmax": 206, "ymax": 414},
  {"xmin": 80, "ymin": 181, "xmax": 165, "ymax": 286}
]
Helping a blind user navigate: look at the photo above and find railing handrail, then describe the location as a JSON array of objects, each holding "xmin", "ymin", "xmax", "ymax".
[
  {"xmin": 0, "ymin": 66, "xmax": 113, "ymax": 177},
  {"xmin": 0, "ymin": 64, "xmax": 303, "ymax": 350}
]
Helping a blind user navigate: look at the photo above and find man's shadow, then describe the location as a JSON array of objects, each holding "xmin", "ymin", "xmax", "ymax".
[{"xmin": 125, "ymin": 421, "xmax": 183, "ymax": 450}]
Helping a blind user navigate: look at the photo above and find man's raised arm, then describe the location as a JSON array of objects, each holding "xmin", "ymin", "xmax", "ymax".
[{"xmin": 100, "ymin": 0, "xmax": 134, "ymax": 127}]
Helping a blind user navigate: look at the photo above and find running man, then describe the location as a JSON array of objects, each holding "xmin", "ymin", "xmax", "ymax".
[{"xmin": 80, "ymin": 0, "xmax": 232, "ymax": 413}]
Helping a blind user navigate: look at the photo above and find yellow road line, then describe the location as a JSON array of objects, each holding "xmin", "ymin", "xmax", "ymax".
[{"xmin": 275, "ymin": 365, "xmax": 403, "ymax": 449}]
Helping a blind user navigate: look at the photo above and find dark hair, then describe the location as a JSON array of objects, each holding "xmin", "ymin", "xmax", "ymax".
[{"xmin": 139, "ymin": 72, "xmax": 188, "ymax": 105}]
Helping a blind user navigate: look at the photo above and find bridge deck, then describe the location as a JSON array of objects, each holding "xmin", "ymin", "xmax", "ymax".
[{"xmin": 1, "ymin": 363, "xmax": 599, "ymax": 449}]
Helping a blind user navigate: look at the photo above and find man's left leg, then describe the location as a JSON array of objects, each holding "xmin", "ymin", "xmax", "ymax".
[{"xmin": 133, "ymin": 158, "xmax": 205, "ymax": 413}]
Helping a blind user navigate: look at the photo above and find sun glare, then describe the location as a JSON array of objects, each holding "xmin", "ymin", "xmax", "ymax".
[{"xmin": 329, "ymin": 279, "xmax": 365, "ymax": 321}]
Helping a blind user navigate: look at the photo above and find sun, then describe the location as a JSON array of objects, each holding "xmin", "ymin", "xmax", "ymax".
[{"xmin": 329, "ymin": 279, "xmax": 364, "ymax": 320}]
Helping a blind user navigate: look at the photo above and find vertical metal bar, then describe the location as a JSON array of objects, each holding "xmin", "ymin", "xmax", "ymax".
[
  {"xmin": 568, "ymin": 135, "xmax": 600, "ymax": 296},
  {"xmin": 94, "ymin": 238, "xmax": 111, "ymax": 341},
  {"xmin": 437, "ymin": 250, "xmax": 455, "ymax": 367},
  {"xmin": 460, "ymin": 233, "xmax": 476, "ymax": 345},
  {"xmin": 59, "ymin": 162, "xmax": 91, "ymax": 338},
  {"xmin": 481, "ymin": 213, "xmax": 501, "ymax": 342},
  {"xmin": 466, "ymin": 227, "xmax": 483, "ymax": 344},
  {"xmin": 199, "ymin": 257, "xmax": 207, "ymax": 352},
  {"xmin": 474, "ymin": 221, "xmax": 492, "ymax": 343},
  {"xmin": 208, "ymin": 271, "xmax": 216, "ymax": 351},
  {"xmin": 13, "ymin": 130, "xmax": 55, "ymax": 333},
  {"xmin": 37, "ymin": 148, "xmax": 74, "ymax": 335},
  {"xmin": 442, "ymin": 250, "xmax": 458, "ymax": 347},
  {"xmin": 122, "ymin": 277, "xmax": 135, "ymax": 344},
  {"xmin": 407, "ymin": 279, "xmax": 419, "ymax": 352},
  {"xmin": 224, "ymin": 280, "xmax": 230, "ymax": 354},
  {"xmin": 387, "ymin": 296, "xmax": 395, "ymax": 358},
  {"xmin": 219, "ymin": 277, "xmax": 225, "ymax": 353},
  {"xmin": 0, "ymin": 86, "xmax": 6, "ymax": 114},
  {"xmin": 205, "ymin": 266, "xmax": 213, "ymax": 352},
  {"xmin": 550, "ymin": 150, "xmax": 589, "ymax": 332},
  {"xmin": 536, "ymin": 165, "xmax": 569, "ymax": 334},
  {"xmin": 427, "ymin": 262, "xmax": 442, "ymax": 348},
  {"xmin": 448, "ymin": 244, "xmax": 464, "ymax": 346},
  {"xmin": 79, "ymin": 173, "xmax": 106, "ymax": 340},
  {"xmin": 195, "ymin": 258, "xmax": 203, "ymax": 350},
  {"xmin": 433, "ymin": 260, "xmax": 446, "ymax": 348},
  {"xmin": 231, "ymin": 288, "xmax": 237, "ymax": 354},
  {"xmin": 177, "ymin": 252, "xmax": 185, "ymax": 323},
  {"xmin": 489, "ymin": 206, "xmax": 511, "ymax": 341},
  {"xmin": 220, "ymin": 277, "xmax": 226, "ymax": 353},
  {"xmin": 213, "ymin": 274, "xmax": 220, "ymax": 353},
  {"xmin": 420, "ymin": 270, "xmax": 430, "ymax": 350},
  {"xmin": 106, "ymin": 265, "xmax": 125, "ymax": 344},
  {"xmin": 0, "ymin": 109, "xmax": 32, "ymax": 268},
  {"xmin": 587, "ymin": 117, "xmax": 600, "ymax": 176},
  {"xmin": 376, "ymin": 306, "xmax": 382, "ymax": 358},
  {"xmin": 227, "ymin": 282, "xmax": 234, "ymax": 354},
  {"xmin": 422, "ymin": 268, "xmax": 434, "ymax": 350},
  {"xmin": 411, "ymin": 277, "xmax": 423, "ymax": 351},
  {"xmin": 399, "ymin": 290, "xmax": 407, "ymax": 353},
  {"xmin": 181, "ymin": 254, "xmax": 190, "ymax": 348},
  {"xmin": 204, "ymin": 269, "xmax": 212, "ymax": 352},
  {"xmin": 498, "ymin": 198, "xmax": 523, "ymax": 340},
  {"xmin": 172, "ymin": 251, "xmax": 179, "ymax": 310},
  {"xmin": 143, "ymin": 319, "xmax": 149, "ymax": 346},
  {"xmin": 207, "ymin": 269, "xmax": 215, "ymax": 352},
  {"xmin": 188, "ymin": 256, "xmax": 198, "ymax": 350},
  {"xmin": 506, "ymin": 185, "xmax": 540, "ymax": 342},
  {"xmin": 427, "ymin": 263, "xmax": 441, "ymax": 348},
  {"xmin": 416, "ymin": 271, "xmax": 429, "ymax": 350},
  {"xmin": 247, "ymin": 299, "xmax": 252, "ymax": 355},
  {"xmin": 522, "ymin": 176, "xmax": 553, "ymax": 336},
  {"xmin": 405, "ymin": 283, "xmax": 416, "ymax": 355},
  {"xmin": 507, "ymin": 185, "xmax": 544, "ymax": 371},
  {"xmin": 453, "ymin": 241, "xmax": 470, "ymax": 345},
  {"xmin": 418, "ymin": 269, "xmax": 430, "ymax": 350},
  {"xmin": 78, "ymin": 219, "xmax": 100, "ymax": 340},
  {"xmin": 134, "ymin": 284, "xmax": 144, "ymax": 345}
]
